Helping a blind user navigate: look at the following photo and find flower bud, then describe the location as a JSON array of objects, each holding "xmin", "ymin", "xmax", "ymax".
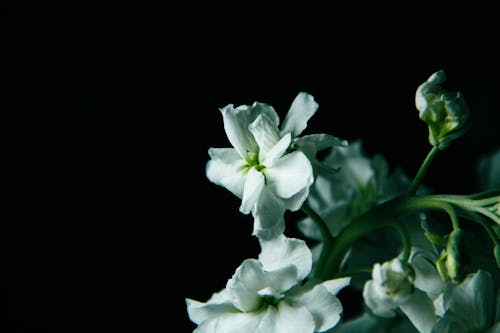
[
  {"xmin": 415, "ymin": 70, "xmax": 469, "ymax": 150},
  {"xmin": 446, "ymin": 229, "xmax": 465, "ymax": 283}
]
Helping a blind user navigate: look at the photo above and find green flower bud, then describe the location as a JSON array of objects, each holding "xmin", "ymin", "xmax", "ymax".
[
  {"xmin": 446, "ymin": 229, "xmax": 465, "ymax": 283},
  {"xmin": 415, "ymin": 70, "xmax": 469, "ymax": 150}
]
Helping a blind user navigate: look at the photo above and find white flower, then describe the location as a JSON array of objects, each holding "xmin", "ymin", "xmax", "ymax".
[
  {"xmin": 206, "ymin": 92, "xmax": 345, "ymax": 240},
  {"xmin": 431, "ymin": 270, "xmax": 498, "ymax": 333},
  {"xmin": 363, "ymin": 258, "xmax": 438, "ymax": 333},
  {"xmin": 186, "ymin": 235, "xmax": 351, "ymax": 333}
]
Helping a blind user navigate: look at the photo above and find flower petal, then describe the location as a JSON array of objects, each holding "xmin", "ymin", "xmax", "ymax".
[
  {"xmin": 206, "ymin": 148, "xmax": 246, "ymax": 198},
  {"xmin": 280, "ymin": 92, "xmax": 318, "ymax": 137},
  {"xmin": 248, "ymin": 113, "xmax": 281, "ymax": 161},
  {"xmin": 282, "ymin": 186, "xmax": 311, "ymax": 212},
  {"xmin": 362, "ymin": 280, "xmax": 396, "ymax": 317},
  {"xmin": 227, "ymin": 259, "xmax": 298, "ymax": 312},
  {"xmin": 399, "ymin": 289, "xmax": 438, "ymax": 333},
  {"xmin": 411, "ymin": 253, "xmax": 443, "ymax": 298},
  {"xmin": 258, "ymin": 234, "xmax": 312, "ymax": 281},
  {"xmin": 240, "ymin": 167, "xmax": 265, "ymax": 214},
  {"xmin": 292, "ymin": 277, "xmax": 350, "ymax": 331},
  {"xmin": 273, "ymin": 302, "xmax": 315, "ymax": 333},
  {"xmin": 266, "ymin": 151, "xmax": 313, "ymax": 199},
  {"xmin": 193, "ymin": 310, "xmax": 263, "ymax": 333},
  {"xmin": 252, "ymin": 188, "xmax": 286, "ymax": 240},
  {"xmin": 186, "ymin": 295, "xmax": 237, "ymax": 325},
  {"xmin": 263, "ymin": 133, "xmax": 292, "ymax": 165},
  {"xmin": 220, "ymin": 104, "xmax": 257, "ymax": 157},
  {"xmin": 442, "ymin": 269, "xmax": 495, "ymax": 331}
]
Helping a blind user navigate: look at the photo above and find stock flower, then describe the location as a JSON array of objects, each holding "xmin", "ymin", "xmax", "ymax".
[
  {"xmin": 298, "ymin": 140, "xmax": 407, "ymax": 240},
  {"xmin": 415, "ymin": 70, "xmax": 469, "ymax": 149},
  {"xmin": 186, "ymin": 235, "xmax": 350, "ymax": 333},
  {"xmin": 206, "ymin": 92, "xmax": 345, "ymax": 239},
  {"xmin": 363, "ymin": 258, "xmax": 438, "ymax": 333},
  {"xmin": 431, "ymin": 270, "xmax": 499, "ymax": 333}
]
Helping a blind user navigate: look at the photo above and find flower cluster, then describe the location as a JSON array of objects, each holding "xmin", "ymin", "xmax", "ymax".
[{"xmin": 186, "ymin": 71, "xmax": 500, "ymax": 333}]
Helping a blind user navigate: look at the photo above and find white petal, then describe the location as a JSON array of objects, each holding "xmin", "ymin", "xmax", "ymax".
[
  {"xmin": 193, "ymin": 311, "xmax": 262, "ymax": 333},
  {"xmin": 266, "ymin": 151, "xmax": 313, "ymax": 199},
  {"xmin": 240, "ymin": 168, "xmax": 265, "ymax": 214},
  {"xmin": 221, "ymin": 104, "xmax": 257, "ymax": 157},
  {"xmin": 250, "ymin": 102, "xmax": 280, "ymax": 128},
  {"xmin": 442, "ymin": 269, "xmax": 495, "ymax": 331},
  {"xmin": 227, "ymin": 259, "xmax": 298, "ymax": 312},
  {"xmin": 273, "ymin": 302, "xmax": 315, "ymax": 333},
  {"xmin": 282, "ymin": 186, "xmax": 310, "ymax": 211},
  {"xmin": 252, "ymin": 188, "xmax": 286, "ymax": 240},
  {"xmin": 258, "ymin": 234, "xmax": 312, "ymax": 281},
  {"xmin": 248, "ymin": 113, "xmax": 281, "ymax": 160},
  {"xmin": 186, "ymin": 296, "xmax": 237, "ymax": 325},
  {"xmin": 411, "ymin": 253, "xmax": 443, "ymax": 298},
  {"xmin": 280, "ymin": 92, "xmax": 318, "ymax": 137},
  {"xmin": 399, "ymin": 289, "xmax": 438, "ymax": 333},
  {"xmin": 321, "ymin": 277, "xmax": 351, "ymax": 295},
  {"xmin": 226, "ymin": 260, "xmax": 263, "ymax": 312},
  {"xmin": 206, "ymin": 148, "xmax": 246, "ymax": 198},
  {"xmin": 263, "ymin": 133, "xmax": 291, "ymax": 165},
  {"xmin": 362, "ymin": 280, "xmax": 396, "ymax": 317},
  {"xmin": 292, "ymin": 278, "xmax": 350, "ymax": 331}
]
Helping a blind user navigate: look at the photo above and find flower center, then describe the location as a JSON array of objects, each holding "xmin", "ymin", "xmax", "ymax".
[
  {"xmin": 258, "ymin": 287, "xmax": 284, "ymax": 307},
  {"xmin": 244, "ymin": 152, "xmax": 266, "ymax": 173}
]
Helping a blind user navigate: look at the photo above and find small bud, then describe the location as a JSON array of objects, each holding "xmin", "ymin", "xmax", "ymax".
[
  {"xmin": 415, "ymin": 70, "xmax": 469, "ymax": 150},
  {"xmin": 446, "ymin": 229, "xmax": 465, "ymax": 283}
]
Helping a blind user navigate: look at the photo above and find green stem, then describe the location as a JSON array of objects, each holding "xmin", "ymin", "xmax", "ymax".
[
  {"xmin": 301, "ymin": 204, "xmax": 334, "ymax": 278},
  {"xmin": 319, "ymin": 195, "xmax": 463, "ymax": 280},
  {"xmin": 407, "ymin": 146, "xmax": 439, "ymax": 196},
  {"xmin": 301, "ymin": 204, "xmax": 333, "ymax": 243},
  {"xmin": 393, "ymin": 223, "xmax": 411, "ymax": 262}
]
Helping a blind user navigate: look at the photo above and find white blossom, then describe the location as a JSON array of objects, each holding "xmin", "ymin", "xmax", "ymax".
[
  {"xmin": 431, "ymin": 270, "xmax": 498, "ymax": 333},
  {"xmin": 363, "ymin": 258, "xmax": 438, "ymax": 333},
  {"xmin": 206, "ymin": 92, "xmax": 345, "ymax": 240},
  {"xmin": 186, "ymin": 235, "xmax": 350, "ymax": 333}
]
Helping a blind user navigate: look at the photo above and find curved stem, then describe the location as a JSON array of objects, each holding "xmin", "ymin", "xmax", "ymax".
[
  {"xmin": 393, "ymin": 223, "xmax": 411, "ymax": 262},
  {"xmin": 301, "ymin": 204, "xmax": 333, "ymax": 243},
  {"xmin": 319, "ymin": 195, "xmax": 464, "ymax": 280},
  {"xmin": 301, "ymin": 204, "xmax": 334, "ymax": 278},
  {"xmin": 407, "ymin": 146, "xmax": 439, "ymax": 196}
]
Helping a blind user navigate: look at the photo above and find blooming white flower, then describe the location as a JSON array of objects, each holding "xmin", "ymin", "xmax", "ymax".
[
  {"xmin": 431, "ymin": 270, "xmax": 499, "ymax": 333},
  {"xmin": 363, "ymin": 258, "xmax": 438, "ymax": 333},
  {"xmin": 186, "ymin": 234, "xmax": 351, "ymax": 333},
  {"xmin": 206, "ymin": 92, "xmax": 345, "ymax": 239}
]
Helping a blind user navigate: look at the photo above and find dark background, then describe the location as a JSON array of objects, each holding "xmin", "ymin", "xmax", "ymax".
[{"xmin": 2, "ymin": 5, "xmax": 499, "ymax": 332}]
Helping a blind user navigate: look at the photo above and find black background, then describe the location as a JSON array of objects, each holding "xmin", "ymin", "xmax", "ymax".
[{"xmin": 2, "ymin": 4, "xmax": 499, "ymax": 332}]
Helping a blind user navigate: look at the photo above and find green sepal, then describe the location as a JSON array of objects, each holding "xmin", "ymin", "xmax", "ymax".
[{"xmin": 425, "ymin": 231, "xmax": 447, "ymax": 248}]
